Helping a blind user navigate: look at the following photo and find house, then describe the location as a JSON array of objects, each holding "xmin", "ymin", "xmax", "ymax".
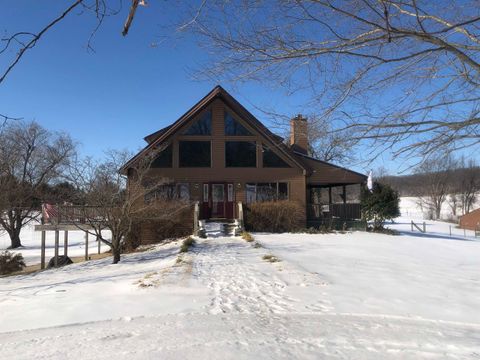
[
  {"xmin": 459, "ymin": 208, "xmax": 480, "ymax": 231},
  {"xmin": 120, "ymin": 86, "xmax": 366, "ymax": 228}
]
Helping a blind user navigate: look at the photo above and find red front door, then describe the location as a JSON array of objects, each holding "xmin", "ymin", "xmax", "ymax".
[
  {"xmin": 211, "ymin": 184, "xmax": 225, "ymax": 218},
  {"xmin": 201, "ymin": 183, "xmax": 235, "ymax": 219}
]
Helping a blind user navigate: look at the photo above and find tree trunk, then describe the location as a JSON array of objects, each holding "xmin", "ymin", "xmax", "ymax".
[
  {"xmin": 8, "ymin": 231, "xmax": 22, "ymax": 249},
  {"xmin": 112, "ymin": 249, "xmax": 121, "ymax": 264}
]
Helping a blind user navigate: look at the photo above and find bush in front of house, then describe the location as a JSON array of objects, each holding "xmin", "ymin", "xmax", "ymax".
[
  {"xmin": 125, "ymin": 202, "xmax": 194, "ymax": 249},
  {"xmin": 361, "ymin": 182, "xmax": 400, "ymax": 231},
  {"xmin": 244, "ymin": 200, "xmax": 305, "ymax": 233},
  {"xmin": 0, "ymin": 251, "xmax": 26, "ymax": 275}
]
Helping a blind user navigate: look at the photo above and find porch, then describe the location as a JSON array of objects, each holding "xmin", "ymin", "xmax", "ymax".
[{"xmin": 307, "ymin": 183, "xmax": 363, "ymax": 223}]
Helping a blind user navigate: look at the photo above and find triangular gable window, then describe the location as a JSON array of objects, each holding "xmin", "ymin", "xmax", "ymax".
[
  {"xmin": 263, "ymin": 145, "xmax": 291, "ymax": 168},
  {"xmin": 183, "ymin": 110, "xmax": 212, "ymax": 135},
  {"xmin": 225, "ymin": 111, "xmax": 253, "ymax": 136}
]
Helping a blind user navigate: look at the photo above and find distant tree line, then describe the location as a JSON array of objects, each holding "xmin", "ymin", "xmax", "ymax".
[{"xmin": 379, "ymin": 156, "xmax": 480, "ymax": 220}]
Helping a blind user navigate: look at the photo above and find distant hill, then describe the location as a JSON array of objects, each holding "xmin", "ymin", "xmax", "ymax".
[{"xmin": 379, "ymin": 167, "xmax": 480, "ymax": 197}]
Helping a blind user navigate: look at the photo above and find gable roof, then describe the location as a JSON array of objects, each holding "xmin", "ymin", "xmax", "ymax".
[{"xmin": 120, "ymin": 85, "xmax": 306, "ymax": 173}]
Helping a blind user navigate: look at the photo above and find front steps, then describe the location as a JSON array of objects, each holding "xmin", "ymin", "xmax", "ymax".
[{"xmin": 197, "ymin": 220, "xmax": 243, "ymax": 238}]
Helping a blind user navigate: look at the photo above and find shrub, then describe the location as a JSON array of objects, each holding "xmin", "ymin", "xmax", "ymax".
[
  {"xmin": 361, "ymin": 182, "xmax": 400, "ymax": 230},
  {"xmin": 180, "ymin": 236, "xmax": 195, "ymax": 253},
  {"xmin": 262, "ymin": 254, "xmax": 280, "ymax": 263},
  {"xmin": 126, "ymin": 202, "xmax": 194, "ymax": 248},
  {"xmin": 241, "ymin": 231, "xmax": 254, "ymax": 242},
  {"xmin": 0, "ymin": 251, "xmax": 26, "ymax": 275},
  {"xmin": 244, "ymin": 200, "xmax": 305, "ymax": 233}
]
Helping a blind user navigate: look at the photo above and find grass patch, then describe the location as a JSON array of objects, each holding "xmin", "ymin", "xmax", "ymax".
[
  {"xmin": 241, "ymin": 231, "xmax": 254, "ymax": 242},
  {"xmin": 262, "ymin": 254, "xmax": 280, "ymax": 263},
  {"xmin": 180, "ymin": 236, "xmax": 196, "ymax": 253}
]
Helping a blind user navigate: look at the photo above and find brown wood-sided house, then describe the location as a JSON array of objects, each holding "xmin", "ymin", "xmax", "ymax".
[{"xmin": 120, "ymin": 86, "xmax": 366, "ymax": 227}]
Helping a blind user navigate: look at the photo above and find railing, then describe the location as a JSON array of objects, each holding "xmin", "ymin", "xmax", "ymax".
[
  {"xmin": 307, "ymin": 203, "xmax": 362, "ymax": 220},
  {"xmin": 43, "ymin": 205, "xmax": 106, "ymax": 225}
]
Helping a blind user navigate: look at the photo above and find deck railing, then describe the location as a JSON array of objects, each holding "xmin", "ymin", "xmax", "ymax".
[{"xmin": 43, "ymin": 205, "xmax": 106, "ymax": 225}]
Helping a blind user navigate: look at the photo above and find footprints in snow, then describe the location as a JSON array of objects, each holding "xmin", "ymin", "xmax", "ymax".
[{"xmin": 192, "ymin": 239, "xmax": 331, "ymax": 315}]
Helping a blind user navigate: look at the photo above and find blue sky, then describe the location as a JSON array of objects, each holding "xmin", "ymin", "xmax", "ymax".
[{"xmin": 0, "ymin": 1, "xmax": 421, "ymax": 175}]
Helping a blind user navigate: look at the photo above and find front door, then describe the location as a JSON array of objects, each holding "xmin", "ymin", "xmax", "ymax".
[{"xmin": 211, "ymin": 184, "xmax": 225, "ymax": 218}]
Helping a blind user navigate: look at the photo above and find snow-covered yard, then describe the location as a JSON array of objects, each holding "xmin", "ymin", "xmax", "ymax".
[
  {"xmin": 0, "ymin": 222, "xmax": 110, "ymax": 266},
  {"xmin": 1, "ymin": 221, "xmax": 479, "ymax": 359}
]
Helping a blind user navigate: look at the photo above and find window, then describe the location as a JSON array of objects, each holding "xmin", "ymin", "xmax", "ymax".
[
  {"xmin": 145, "ymin": 183, "xmax": 190, "ymax": 202},
  {"xmin": 225, "ymin": 141, "xmax": 256, "ymax": 167},
  {"xmin": 278, "ymin": 182, "xmax": 288, "ymax": 200},
  {"xmin": 262, "ymin": 146, "xmax": 290, "ymax": 168},
  {"xmin": 245, "ymin": 182, "xmax": 289, "ymax": 203},
  {"xmin": 203, "ymin": 184, "xmax": 209, "ymax": 202},
  {"xmin": 331, "ymin": 186, "xmax": 345, "ymax": 204},
  {"xmin": 310, "ymin": 187, "xmax": 329, "ymax": 204},
  {"xmin": 346, "ymin": 184, "xmax": 361, "ymax": 203},
  {"xmin": 151, "ymin": 144, "xmax": 172, "ymax": 168},
  {"xmin": 224, "ymin": 111, "xmax": 253, "ymax": 136},
  {"xmin": 228, "ymin": 184, "xmax": 234, "ymax": 202},
  {"xmin": 182, "ymin": 110, "xmax": 211, "ymax": 135},
  {"xmin": 179, "ymin": 141, "xmax": 211, "ymax": 167}
]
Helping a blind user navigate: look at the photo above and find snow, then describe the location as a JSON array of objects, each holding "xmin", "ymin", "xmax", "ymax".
[
  {"xmin": 0, "ymin": 221, "xmax": 110, "ymax": 266},
  {"xmin": 1, "ymin": 199, "xmax": 480, "ymax": 358}
]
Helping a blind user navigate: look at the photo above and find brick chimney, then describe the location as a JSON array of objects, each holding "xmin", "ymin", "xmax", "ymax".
[{"xmin": 290, "ymin": 114, "xmax": 308, "ymax": 155}]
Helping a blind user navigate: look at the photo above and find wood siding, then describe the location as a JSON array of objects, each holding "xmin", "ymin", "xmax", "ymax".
[
  {"xmin": 459, "ymin": 208, "xmax": 480, "ymax": 231},
  {"xmin": 146, "ymin": 98, "xmax": 307, "ymax": 213},
  {"xmin": 300, "ymin": 156, "xmax": 366, "ymax": 185}
]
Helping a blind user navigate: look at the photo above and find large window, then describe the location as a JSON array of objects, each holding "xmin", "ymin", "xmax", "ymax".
[
  {"xmin": 262, "ymin": 146, "xmax": 290, "ymax": 168},
  {"xmin": 151, "ymin": 144, "xmax": 172, "ymax": 168},
  {"xmin": 145, "ymin": 183, "xmax": 190, "ymax": 202},
  {"xmin": 224, "ymin": 111, "xmax": 253, "ymax": 136},
  {"xmin": 179, "ymin": 141, "xmax": 211, "ymax": 167},
  {"xmin": 245, "ymin": 182, "xmax": 289, "ymax": 203},
  {"xmin": 225, "ymin": 141, "xmax": 256, "ymax": 167},
  {"xmin": 182, "ymin": 110, "xmax": 212, "ymax": 135}
]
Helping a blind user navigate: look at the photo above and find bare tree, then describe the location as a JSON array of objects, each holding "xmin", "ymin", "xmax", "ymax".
[
  {"xmin": 307, "ymin": 115, "xmax": 356, "ymax": 164},
  {"xmin": 0, "ymin": 121, "xmax": 75, "ymax": 248},
  {"xmin": 5, "ymin": 2, "xmax": 480, "ymax": 164},
  {"xmin": 0, "ymin": 0, "xmax": 148, "ymax": 86},
  {"xmin": 415, "ymin": 155, "xmax": 455, "ymax": 220},
  {"xmin": 457, "ymin": 158, "xmax": 480, "ymax": 215},
  {"xmin": 169, "ymin": 1, "xmax": 480, "ymax": 161},
  {"xmin": 447, "ymin": 194, "xmax": 459, "ymax": 219},
  {"xmin": 71, "ymin": 149, "xmax": 191, "ymax": 264}
]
